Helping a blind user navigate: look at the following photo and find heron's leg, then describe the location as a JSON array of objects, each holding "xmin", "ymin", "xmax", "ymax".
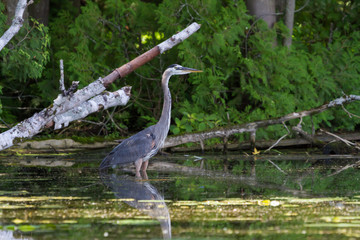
[
  {"xmin": 141, "ymin": 170, "xmax": 148, "ymax": 180},
  {"xmin": 134, "ymin": 158, "xmax": 143, "ymax": 178},
  {"xmin": 141, "ymin": 160, "xmax": 149, "ymax": 171}
]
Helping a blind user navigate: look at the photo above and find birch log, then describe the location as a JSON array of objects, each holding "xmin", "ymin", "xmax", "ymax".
[
  {"xmin": 0, "ymin": 22, "xmax": 201, "ymax": 151},
  {"xmin": 164, "ymin": 95, "xmax": 360, "ymax": 148},
  {"xmin": 53, "ymin": 86, "xmax": 131, "ymax": 130},
  {"xmin": 102, "ymin": 22, "xmax": 201, "ymax": 86},
  {"xmin": 0, "ymin": 0, "xmax": 28, "ymax": 51},
  {"xmin": 0, "ymin": 87, "xmax": 131, "ymax": 151}
]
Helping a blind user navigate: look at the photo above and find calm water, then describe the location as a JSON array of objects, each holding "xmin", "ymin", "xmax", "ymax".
[{"xmin": 0, "ymin": 149, "xmax": 360, "ymax": 239}]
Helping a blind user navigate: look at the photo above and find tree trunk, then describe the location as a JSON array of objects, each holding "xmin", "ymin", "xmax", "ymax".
[
  {"xmin": 28, "ymin": 0, "xmax": 49, "ymax": 25},
  {"xmin": 2, "ymin": 0, "xmax": 28, "ymax": 24},
  {"xmin": 283, "ymin": 0, "xmax": 295, "ymax": 47},
  {"xmin": 246, "ymin": 0, "xmax": 277, "ymax": 28}
]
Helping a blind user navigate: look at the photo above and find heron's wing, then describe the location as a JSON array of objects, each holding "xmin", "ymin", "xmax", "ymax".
[{"xmin": 100, "ymin": 127, "xmax": 156, "ymax": 169}]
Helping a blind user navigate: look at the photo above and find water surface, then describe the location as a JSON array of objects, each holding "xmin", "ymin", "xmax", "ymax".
[{"xmin": 0, "ymin": 150, "xmax": 360, "ymax": 239}]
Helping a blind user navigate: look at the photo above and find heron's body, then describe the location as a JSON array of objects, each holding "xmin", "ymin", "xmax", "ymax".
[{"xmin": 100, "ymin": 64, "xmax": 201, "ymax": 176}]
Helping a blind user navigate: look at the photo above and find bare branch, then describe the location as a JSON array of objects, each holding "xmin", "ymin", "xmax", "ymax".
[
  {"xmin": 105, "ymin": 109, "xmax": 127, "ymax": 134},
  {"xmin": 320, "ymin": 129, "xmax": 360, "ymax": 150},
  {"xmin": 59, "ymin": 59, "xmax": 65, "ymax": 93},
  {"xmin": 158, "ymin": 22, "xmax": 201, "ymax": 53},
  {"xmin": 341, "ymin": 104, "xmax": 360, "ymax": 119},
  {"xmin": 53, "ymin": 86, "xmax": 131, "ymax": 130},
  {"xmin": 164, "ymin": 95, "xmax": 360, "ymax": 149},
  {"xmin": 0, "ymin": 86, "xmax": 131, "ymax": 150},
  {"xmin": 0, "ymin": 23, "xmax": 201, "ymax": 151},
  {"xmin": 294, "ymin": 0, "xmax": 310, "ymax": 13},
  {"xmin": 265, "ymin": 122, "xmax": 290, "ymax": 152},
  {"xmin": 0, "ymin": 0, "xmax": 28, "ymax": 51},
  {"xmin": 102, "ymin": 22, "xmax": 201, "ymax": 86}
]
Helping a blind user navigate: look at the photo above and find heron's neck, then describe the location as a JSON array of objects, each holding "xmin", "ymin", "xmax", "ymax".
[{"xmin": 157, "ymin": 72, "xmax": 172, "ymax": 131}]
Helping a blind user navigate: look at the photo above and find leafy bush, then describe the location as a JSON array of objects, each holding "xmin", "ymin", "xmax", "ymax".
[
  {"xmin": 1, "ymin": 0, "xmax": 360, "ymax": 142},
  {"xmin": 0, "ymin": 5, "xmax": 50, "ymax": 122}
]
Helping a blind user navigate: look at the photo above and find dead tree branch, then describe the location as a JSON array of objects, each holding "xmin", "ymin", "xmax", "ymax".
[
  {"xmin": 292, "ymin": 125, "xmax": 325, "ymax": 147},
  {"xmin": 320, "ymin": 129, "xmax": 360, "ymax": 150},
  {"xmin": 53, "ymin": 86, "xmax": 131, "ymax": 130},
  {"xmin": 265, "ymin": 122, "xmax": 290, "ymax": 152},
  {"xmin": 341, "ymin": 104, "xmax": 360, "ymax": 119},
  {"xmin": 59, "ymin": 59, "xmax": 65, "ymax": 93},
  {"xmin": 101, "ymin": 22, "xmax": 201, "ymax": 87},
  {"xmin": 0, "ymin": 23, "xmax": 201, "ymax": 151},
  {"xmin": 0, "ymin": 0, "xmax": 30, "ymax": 51},
  {"xmin": 164, "ymin": 95, "xmax": 360, "ymax": 149}
]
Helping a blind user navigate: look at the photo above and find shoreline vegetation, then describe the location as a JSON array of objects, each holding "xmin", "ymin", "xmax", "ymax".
[{"xmin": 1, "ymin": 1, "xmax": 360, "ymax": 157}]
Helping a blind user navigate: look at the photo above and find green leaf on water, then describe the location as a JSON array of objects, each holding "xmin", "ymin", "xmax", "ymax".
[
  {"xmin": 5, "ymin": 225, "xmax": 15, "ymax": 230},
  {"xmin": 18, "ymin": 225, "xmax": 36, "ymax": 232}
]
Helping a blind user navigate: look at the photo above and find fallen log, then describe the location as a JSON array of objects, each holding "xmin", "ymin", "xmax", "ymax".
[
  {"xmin": 168, "ymin": 132, "xmax": 360, "ymax": 152},
  {"xmin": 291, "ymin": 125, "xmax": 325, "ymax": 148},
  {"xmin": 164, "ymin": 95, "xmax": 360, "ymax": 151}
]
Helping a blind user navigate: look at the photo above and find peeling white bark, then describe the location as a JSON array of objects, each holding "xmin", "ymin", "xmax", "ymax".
[
  {"xmin": 54, "ymin": 86, "xmax": 131, "ymax": 130},
  {"xmin": 327, "ymin": 94, "xmax": 360, "ymax": 107},
  {"xmin": 0, "ymin": 86, "xmax": 130, "ymax": 151},
  {"xmin": 0, "ymin": 0, "xmax": 28, "ymax": 51},
  {"xmin": 157, "ymin": 22, "xmax": 201, "ymax": 54},
  {"xmin": 0, "ymin": 111, "xmax": 46, "ymax": 150},
  {"xmin": 53, "ymin": 78, "xmax": 106, "ymax": 115}
]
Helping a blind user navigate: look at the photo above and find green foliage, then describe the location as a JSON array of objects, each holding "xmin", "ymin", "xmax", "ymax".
[
  {"xmin": 0, "ymin": 1, "xmax": 50, "ymax": 122},
  {"xmin": 157, "ymin": 0, "xmax": 360, "ymax": 139},
  {"xmin": 46, "ymin": 0, "xmax": 172, "ymax": 134},
  {"xmin": 1, "ymin": 0, "xmax": 360, "ymax": 142},
  {"xmin": 171, "ymin": 112, "xmax": 222, "ymax": 135},
  {"xmin": 157, "ymin": 0, "xmax": 252, "ymax": 135}
]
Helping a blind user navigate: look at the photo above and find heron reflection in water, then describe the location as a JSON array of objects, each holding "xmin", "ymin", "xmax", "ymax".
[
  {"xmin": 100, "ymin": 65, "xmax": 202, "ymax": 177},
  {"xmin": 100, "ymin": 172, "xmax": 171, "ymax": 239}
]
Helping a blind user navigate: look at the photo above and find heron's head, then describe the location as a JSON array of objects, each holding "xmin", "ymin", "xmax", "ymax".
[{"xmin": 166, "ymin": 64, "xmax": 202, "ymax": 76}]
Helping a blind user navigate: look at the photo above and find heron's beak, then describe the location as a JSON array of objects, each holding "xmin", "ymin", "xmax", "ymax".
[{"xmin": 179, "ymin": 67, "xmax": 203, "ymax": 73}]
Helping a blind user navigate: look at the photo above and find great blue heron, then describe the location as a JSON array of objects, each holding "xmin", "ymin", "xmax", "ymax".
[{"xmin": 100, "ymin": 64, "xmax": 202, "ymax": 176}]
